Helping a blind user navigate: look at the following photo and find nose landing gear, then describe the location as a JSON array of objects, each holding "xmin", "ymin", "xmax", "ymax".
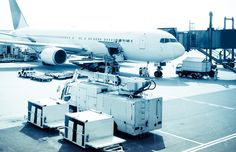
[
  {"xmin": 154, "ymin": 62, "xmax": 165, "ymax": 78},
  {"xmin": 139, "ymin": 62, "xmax": 164, "ymax": 78},
  {"xmin": 154, "ymin": 69, "xmax": 163, "ymax": 78}
]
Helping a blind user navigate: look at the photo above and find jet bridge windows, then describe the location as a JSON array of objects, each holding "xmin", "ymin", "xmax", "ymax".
[{"xmin": 160, "ymin": 38, "xmax": 177, "ymax": 43}]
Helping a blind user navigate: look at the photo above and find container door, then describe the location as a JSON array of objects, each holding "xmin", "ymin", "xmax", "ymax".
[
  {"xmin": 76, "ymin": 124, "xmax": 84, "ymax": 146},
  {"xmin": 36, "ymin": 109, "xmax": 42, "ymax": 127},
  {"xmin": 67, "ymin": 120, "xmax": 74, "ymax": 141}
]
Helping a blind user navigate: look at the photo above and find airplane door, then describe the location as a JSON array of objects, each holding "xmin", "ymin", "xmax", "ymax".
[{"xmin": 139, "ymin": 33, "xmax": 146, "ymax": 49}]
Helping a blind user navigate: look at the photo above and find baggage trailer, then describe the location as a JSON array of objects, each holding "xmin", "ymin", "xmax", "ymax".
[
  {"xmin": 176, "ymin": 57, "xmax": 216, "ymax": 79},
  {"xmin": 18, "ymin": 67, "xmax": 36, "ymax": 78},
  {"xmin": 27, "ymin": 98, "xmax": 68, "ymax": 128},
  {"xmin": 45, "ymin": 71, "xmax": 74, "ymax": 80},
  {"xmin": 64, "ymin": 110, "xmax": 125, "ymax": 151},
  {"xmin": 31, "ymin": 73, "xmax": 53, "ymax": 82}
]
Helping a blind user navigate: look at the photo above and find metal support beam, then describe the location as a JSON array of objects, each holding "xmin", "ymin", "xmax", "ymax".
[
  {"xmin": 224, "ymin": 17, "xmax": 235, "ymax": 29},
  {"xmin": 232, "ymin": 49, "xmax": 235, "ymax": 60},
  {"xmin": 208, "ymin": 12, "xmax": 213, "ymax": 64}
]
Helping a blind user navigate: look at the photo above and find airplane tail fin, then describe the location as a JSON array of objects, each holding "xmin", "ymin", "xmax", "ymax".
[{"xmin": 9, "ymin": 0, "xmax": 28, "ymax": 29}]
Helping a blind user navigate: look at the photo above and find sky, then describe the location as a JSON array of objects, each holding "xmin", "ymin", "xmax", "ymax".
[{"xmin": 0, "ymin": 0, "xmax": 235, "ymax": 31}]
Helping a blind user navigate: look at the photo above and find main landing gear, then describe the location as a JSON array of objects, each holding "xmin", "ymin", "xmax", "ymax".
[{"xmin": 153, "ymin": 62, "xmax": 165, "ymax": 78}]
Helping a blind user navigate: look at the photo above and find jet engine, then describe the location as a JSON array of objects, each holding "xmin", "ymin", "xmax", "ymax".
[{"xmin": 40, "ymin": 47, "xmax": 67, "ymax": 65}]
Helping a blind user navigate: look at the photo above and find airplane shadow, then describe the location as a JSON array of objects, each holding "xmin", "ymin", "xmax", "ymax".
[
  {"xmin": 116, "ymin": 131, "xmax": 165, "ymax": 152},
  {"xmin": 156, "ymin": 75, "xmax": 236, "ymax": 88},
  {"xmin": 58, "ymin": 139, "xmax": 91, "ymax": 152},
  {"xmin": 20, "ymin": 122, "xmax": 60, "ymax": 140},
  {"xmin": 155, "ymin": 77, "xmax": 190, "ymax": 87},
  {"xmin": 0, "ymin": 62, "xmax": 78, "ymax": 72},
  {"xmin": 193, "ymin": 78, "xmax": 236, "ymax": 88}
]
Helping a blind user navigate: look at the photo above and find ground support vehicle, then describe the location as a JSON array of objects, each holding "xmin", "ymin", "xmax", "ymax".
[
  {"xmin": 176, "ymin": 57, "xmax": 216, "ymax": 79},
  {"xmin": 45, "ymin": 71, "xmax": 74, "ymax": 80},
  {"xmin": 64, "ymin": 110, "xmax": 125, "ymax": 151},
  {"xmin": 61, "ymin": 71, "xmax": 163, "ymax": 136},
  {"xmin": 27, "ymin": 98, "xmax": 68, "ymax": 128},
  {"xmin": 18, "ymin": 67, "xmax": 35, "ymax": 78},
  {"xmin": 31, "ymin": 73, "xmax": 53, "ymax": 82}
]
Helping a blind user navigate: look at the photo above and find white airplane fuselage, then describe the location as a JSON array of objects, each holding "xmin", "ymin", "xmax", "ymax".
[
  {"xmin": 11, "ymin": 28, "xmax": 185, "ymax": 63},
  {"xmin": 2, "ymin": 0, "xmax": 185, "ymax": 77}
]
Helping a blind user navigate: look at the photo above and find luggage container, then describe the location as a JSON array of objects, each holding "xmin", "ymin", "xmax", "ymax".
[
  {"xmin": 64, "ymin": 111, "xmax": 125, "ymax": 150},
  {"xmin": 27, "ymin": 98, "xmax": 68, "ymax": 128}
]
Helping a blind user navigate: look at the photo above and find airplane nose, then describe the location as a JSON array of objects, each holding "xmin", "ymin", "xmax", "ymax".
[{"xmin": 176, "ymin": 43, "xmax": 185, "ymax": 58}]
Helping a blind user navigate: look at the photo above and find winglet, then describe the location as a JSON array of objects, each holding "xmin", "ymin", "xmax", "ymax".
[{"xmin": 9, "ymin": 0, "xmax": 28, "ymax": 29}]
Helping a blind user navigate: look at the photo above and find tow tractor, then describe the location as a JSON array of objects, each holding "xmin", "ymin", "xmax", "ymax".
[
  {"xmin": 18, "ymin": 67, "xmax": 35, "ymax": 78},
  {"xmin": 18, "ymin": 67, "xmax": 53, "ymax": 82}
]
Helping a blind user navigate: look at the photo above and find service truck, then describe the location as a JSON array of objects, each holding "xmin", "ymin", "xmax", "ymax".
[
  {"xmin": 176, "ymin": 57, "xmax": 216, "ymax": 79},
  {"xmin": 61, "ymin": 71, "xmax": 162, "ymax": 136}
]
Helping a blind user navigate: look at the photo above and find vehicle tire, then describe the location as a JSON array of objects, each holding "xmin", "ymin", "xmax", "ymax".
[
  {"xmin": 197, "ymin": 73, "xmax": 203, "ymax": 79},
  {"xmin": 178, "ymin": 72, "xmax": 183, "ymax": 77},
  {"xmin": 191, "ymin": 73, "xmax": 197, "ymax": 79},
  {"xmin": 229, "ymin": 63, "xmax": 235, "ymax": 68},
  {"xmin": 208, "ymin": 70, "xmax": 215, "ymax": 78}
]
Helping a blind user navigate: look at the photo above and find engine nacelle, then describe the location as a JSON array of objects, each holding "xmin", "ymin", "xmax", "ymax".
[{"xmin": 40, "ymin": 47, "xmax": 67, "ymax": 65}]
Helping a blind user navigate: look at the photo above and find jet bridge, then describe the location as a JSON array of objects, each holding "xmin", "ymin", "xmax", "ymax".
[{"xmin": 176, "ymin": 13, "xmax": 236, "ymax": 73}]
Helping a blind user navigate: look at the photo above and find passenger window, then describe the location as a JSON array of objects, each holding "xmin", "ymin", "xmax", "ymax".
[{"xmin": 160, "ymin": 38, "xmax": 165, "ymax": 43}]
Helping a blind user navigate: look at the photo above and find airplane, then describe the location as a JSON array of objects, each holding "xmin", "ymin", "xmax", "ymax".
[{"xmin": 0, "ymin": 0, "xmax": 185, "ymax": 77}]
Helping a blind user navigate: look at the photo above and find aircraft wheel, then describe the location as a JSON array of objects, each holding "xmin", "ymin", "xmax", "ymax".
[{"xmin": 154, "ymin": 71, "xmax": 163, "ymax": 78}]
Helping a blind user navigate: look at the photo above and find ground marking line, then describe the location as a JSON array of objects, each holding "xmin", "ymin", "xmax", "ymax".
[
  {"xmin": 181, "ymin": 98, "xmax": 236, "ymax": 110},
  {"xmin": 155, "ymin": 130, "xmax": 203, "ymax": 145},
  {"xmin": 183, "ymin": 133, "xmax": 236, "ymax": 152}
]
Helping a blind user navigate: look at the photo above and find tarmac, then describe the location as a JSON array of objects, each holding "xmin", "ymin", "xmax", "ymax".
[{"xmin": 0, "ymin": 51, "xmax": 236, "ymax": 152}]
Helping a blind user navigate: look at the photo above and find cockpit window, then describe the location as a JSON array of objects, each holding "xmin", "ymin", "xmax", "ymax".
[
  {"xmin": 170, "ymin": 38, "xmax": 177, "ymax": 42},
  {"xmin": 160, "ymin": 38, "xmax": 177, "ymax": 43},
  {"xmin": 160, "ymin": 38, "xmax": 165, "ymax": 43}
]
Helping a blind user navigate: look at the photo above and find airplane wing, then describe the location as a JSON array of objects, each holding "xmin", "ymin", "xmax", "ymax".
[{"xmin": 0, "ymin": 38, "xmax": 87, "ymax": 54}]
